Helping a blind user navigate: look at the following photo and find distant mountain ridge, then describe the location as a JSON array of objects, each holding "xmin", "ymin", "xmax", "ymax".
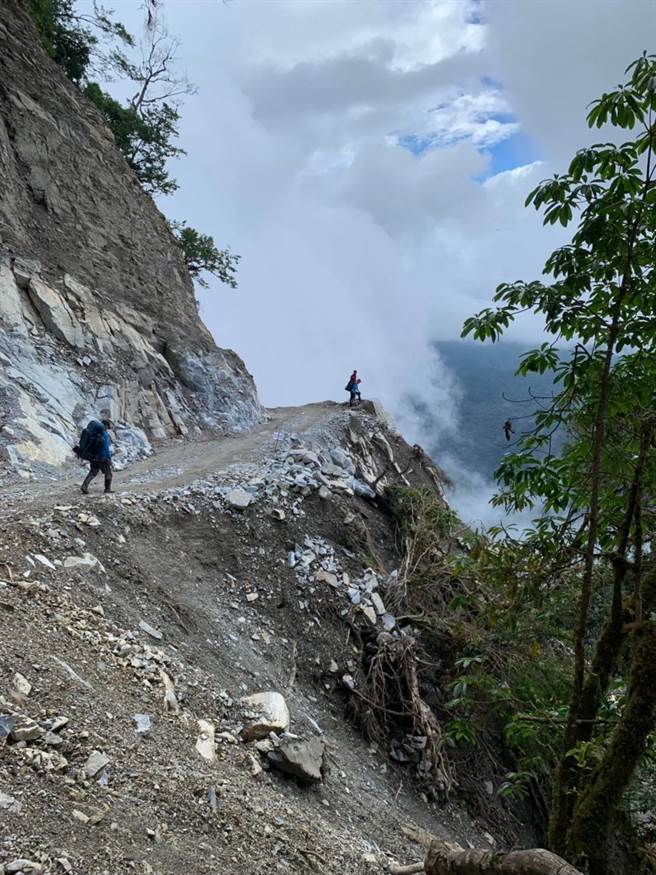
[{"xmin": 432, "ymin": 340, "xmax": 558, "ymax": 480}]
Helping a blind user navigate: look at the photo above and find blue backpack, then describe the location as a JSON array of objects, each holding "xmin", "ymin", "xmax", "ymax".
[{"xmin": 74, "ymin": 420, "xmax": 105, "ymax": 461}]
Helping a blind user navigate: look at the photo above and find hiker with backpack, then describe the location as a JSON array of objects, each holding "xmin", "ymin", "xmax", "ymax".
[
  {"xmin": 345, "ymin": 370, "xmax": 362, "ymax": 407},
  {"xmin": 74, "ymin": 418, "xmax": 114, "ymax": 494}
]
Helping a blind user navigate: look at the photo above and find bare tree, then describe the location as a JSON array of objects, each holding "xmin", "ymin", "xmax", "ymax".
[{"xmin": 112, "ymin": 14, "xmax": 196, "ymax": 115}]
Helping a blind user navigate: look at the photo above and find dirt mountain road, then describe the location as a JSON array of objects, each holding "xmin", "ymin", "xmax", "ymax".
[{"xmin": 0, "ymin": 401, "xmax": 348, "ymax": 513}]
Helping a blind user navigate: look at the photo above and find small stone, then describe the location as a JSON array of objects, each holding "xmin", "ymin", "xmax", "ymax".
[
  {"xmin": 63, "ymin": 553, "xmax": 101, "ymax": 571},
  {"xmin": 6, "ymin": 861, "xmax": 43, "ymax": 873},
  {"xmin": 370, "ymin": 592, "xmax": 386, "ymax": 615},
  {"xmin": 360, "ymin": 604, "xmax": 377, "ymax": 625},
  {"xmin": 0, "ymin": 790, "xmax": 21, "ymax": 812},
  {"xmin": 315, "ymin": 570, "xmax": 339, "ymax": 589},
  {"xmin": 133, "ymin": 714, "xmax": 151, "ymax": 735},
  {"xmin": 33, "ymin": 553, "xmax": 56, "ymax": 570},
  {"xmin": 91, "ymin": 604, "xmax": 105, "ymax": 616},
  {"xmin": 226, "ymin": 487, "xmax": 252, "ymax": 509},
  {"xmin": 72, "ymin": 809, "xmax": 90, "ymax": 823},
  {"xmin": 139, "ymin": 620, "xmax": 163, "ymax": 641},
  {"xmin": 10, "ymin": 716, "xmax": 43, "ymax": 742},
  {"xmin": 328, "ymin": 659, "xmax": 339, "ymax": 673},
  {"xmin": 270, "ymin": 508, "xmax": 285, "ymax": 521},
  {"xmin": 77, "ymin": 512, "xmax": 100, "ymax": 527},
  {"xmin": 84, "ymin": 750, "xmax": 110, "ymax": 778},
  {"xmin": 44, "ymin": 731, "xmax": 64, "ymax": 746},
  {"xmin": 196, "ymin": 719, "xmax": 217, "ymax": 763},
  {"xmin": 57, "ymin": 859, "xmax": 73, "ymax": 873},
  {"xmin": 13, "ymin": 671, "xmax": 32, "ymax": 697},
  {"xmin": 246, "ymin": 592, "xmax": 259, "ymax": 603},
  {"xmin": 0, "ymin": 714, "xmax": 17, "ymax": 742},
  {"xmin": 51, "ymin": 716, "xmax": 69, "ymax": 732},
  {"xmin": 318, "ymin": 486, "xmax": 330, "ymax": 500},
  {"xmin": 484, "ymin": 780, "xmax": 494, "ymax": 796},
  {"xmin": 246, "ymin": 752, "xmax": 263, "ymax": 777}
]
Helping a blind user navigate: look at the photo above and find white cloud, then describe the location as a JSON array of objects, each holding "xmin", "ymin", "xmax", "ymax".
[{"xmin": 77, "ymin": 0, "xmax": 656, "ymax": 523}]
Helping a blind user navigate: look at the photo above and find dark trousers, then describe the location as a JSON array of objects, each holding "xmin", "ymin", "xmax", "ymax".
[{"xmin": 82, "ymin": 460, "xmax": 112, "ymax": 493}]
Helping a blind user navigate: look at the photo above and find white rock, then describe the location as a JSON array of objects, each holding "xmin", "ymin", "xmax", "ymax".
[
  {"xmin": 63, "ymin": 553, "xmax": 103, "ymax": 571},
  {"xmin": 360, "ymin": 605, "xmax": 377, "ymax": 625},
  {"xmin": 84, "ymin": 749, "xmax": 110, "ymax": 778},
  {"xmin": 10, "ymin": 717, "xmax": 43, "ymax": 742},
  {"xmin": 33, "ymin": 553, "xmax": 56, "ymax": 570},
  {"xmin": 139, "ymin": 620, "xmax": 163, "ymax": 641},
  {"xmin": 195, "ymin": 720, "xmax": 217, "ymax": 763},
  {"xmin": 13, "ymin": 671, "xmax": 32, "ymax": 697},
  {"xmin": 6, "ymin": 860, "xmax": 43, "ymax": 873},
  {"xmin": 226, "ymin": 488, "xmax": 252, "ymax": 509},
  {"xmin": 315, "ymin": 570, "xmax": 339, "ymax": 589},
  {"xmin": 371, "ymin": 592, "xmax": 386, "ymax": 616},
  {"xmin": 0, "ymin": 790, "xmax": 22, "ymax": 813},
  {"xmin": 27, "ymin": 277, "xmax": 85, "ymax": 347},
  {"xmin": 240, "ymin": 691, "xmax": 290, "ymax": 741},
  {"xmin": 246, "ymin": 592, "xmax": 259, "ymax": 602}
]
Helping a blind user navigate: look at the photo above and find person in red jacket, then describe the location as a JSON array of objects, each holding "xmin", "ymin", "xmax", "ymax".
[{"xmin": 345, "ymin": 370, "xmax": 362, "ymax": 407}]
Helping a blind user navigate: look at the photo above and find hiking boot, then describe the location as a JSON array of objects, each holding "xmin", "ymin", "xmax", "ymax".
[
  {"xmin": 81, "ymin": 486, "xmax": 89, "ymax": 495},
  {"xmin": 104, "ymin": 489, "xmax": 113, "ymax": 494}
]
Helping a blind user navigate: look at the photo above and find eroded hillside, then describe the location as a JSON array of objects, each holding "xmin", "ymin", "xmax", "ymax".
[{"xmin": 0, "ymin": 403, "xmax": 505, "ymax": 875}]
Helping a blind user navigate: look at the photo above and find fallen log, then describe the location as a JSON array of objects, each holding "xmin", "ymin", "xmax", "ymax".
[{"xmin": 390, "ymin": 839, "xmax": 583, "ymax": 875}]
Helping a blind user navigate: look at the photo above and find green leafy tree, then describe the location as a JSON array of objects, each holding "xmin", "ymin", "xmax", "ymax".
[
  {"xmin": 84, "ymin": 84, "xmax": 185, "ymax": 195},
  {"xmin": 170, "ymin": 222, "xmax": 240, "ymax": 289},
  {"xmin": 26, "ymin": 0, "xmax": 132, "ymax": 84},
  {"xmin": 464, "ymin": 53, "xmax": 656, "ymax": 873}
]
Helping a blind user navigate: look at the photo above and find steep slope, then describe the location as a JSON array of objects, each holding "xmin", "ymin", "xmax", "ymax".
[
  {"xmin": 0, "ymin": 0, "xmax": 261, "ymax": 481},
  {"xmin": 0, "ymin": 404, "xmax": 501, "ymax": 875}
]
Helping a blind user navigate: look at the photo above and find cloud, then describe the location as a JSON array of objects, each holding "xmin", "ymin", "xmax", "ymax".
[{"xmin": 77, "ymin": 0, "xmax": 656, "ymax": 524}]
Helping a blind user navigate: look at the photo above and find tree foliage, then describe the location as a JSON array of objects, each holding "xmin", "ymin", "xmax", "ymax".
[
  {"xmin": 84, "ymin": 83, "xmax": 185, "ymax": 195},
  {"xmin": 463, "ymin": 52, "xmax": 656, "ymax": 873},
  {"xmin": 169, "ymin": 222, "xmax": 240, "ymax": 289},
  {"xmin": 26, "ymin": 0, "xmax": 132, "ymax": 83}
]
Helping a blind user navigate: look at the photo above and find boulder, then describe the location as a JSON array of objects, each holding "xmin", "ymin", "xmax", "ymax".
[
  {"xmin": 240, "ymin": 691, "xmax": 290, "ymax": 741},
  {"xmin": 267, "ymin": 736, "xmax": 326, "ymax": 784}
]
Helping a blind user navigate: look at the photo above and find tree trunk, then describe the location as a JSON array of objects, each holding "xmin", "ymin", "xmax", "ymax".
[
  {"xmin": 566, "ymin": 623, "xmax": 656, "ymax": 874},
  {"xmin": 549, "ymin": 134, "xmax": 654, "ymax": 854},
  {"xmin": 422, "ymin": 839, "xmax": 582, "ymax": 875}
]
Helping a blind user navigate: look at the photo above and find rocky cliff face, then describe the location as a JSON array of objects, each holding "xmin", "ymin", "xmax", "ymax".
[{"xmin": 0, "ymin": 0, "xmax": 261, "ymax": 479}]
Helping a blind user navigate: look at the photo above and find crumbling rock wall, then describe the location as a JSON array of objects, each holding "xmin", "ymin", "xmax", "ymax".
[{"xmin": 0, "ymin": 1, "xmax": 262, "ymax": 477}]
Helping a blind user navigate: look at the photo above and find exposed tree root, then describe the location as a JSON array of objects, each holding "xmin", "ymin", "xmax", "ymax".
[{"xmin": 355, "ymin": 633, "xmax": 454, "ymax": 796}]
